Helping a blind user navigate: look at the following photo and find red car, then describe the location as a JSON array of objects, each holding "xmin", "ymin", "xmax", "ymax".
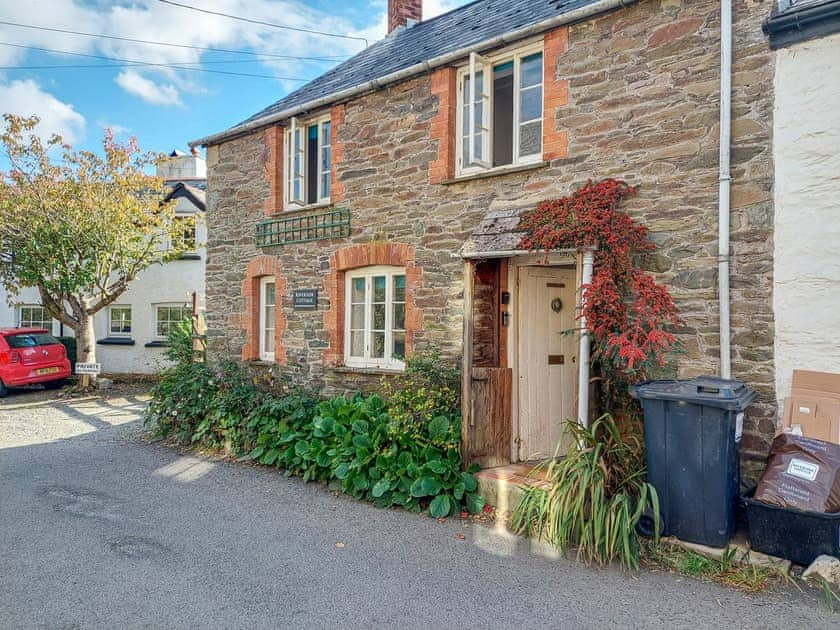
[{"xmin": 0, "ymin": 328, "xmax": 72, "ymax": 397}]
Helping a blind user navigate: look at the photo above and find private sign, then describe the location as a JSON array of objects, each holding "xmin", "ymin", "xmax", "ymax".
[{"xmin": 75, "ymin": 363, "xmax": 101, "ymax": 375}]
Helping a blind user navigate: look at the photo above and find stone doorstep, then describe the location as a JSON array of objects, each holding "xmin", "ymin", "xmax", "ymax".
[{"xmin": 475, "ymin": 463, "xmax": 553, "ymax": 522}]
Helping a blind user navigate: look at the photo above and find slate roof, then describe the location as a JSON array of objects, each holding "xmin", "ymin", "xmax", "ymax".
[
  {"xmin": 164, "ymin": 182, "xmax": 207, "ymax": 212},
  {"xmin": 197, "ymin": 0, "xmax": 607, "ymax": 144},
  {"xmin": 460, "ymin": 208, "xmax": 529, "ymax": 258}
]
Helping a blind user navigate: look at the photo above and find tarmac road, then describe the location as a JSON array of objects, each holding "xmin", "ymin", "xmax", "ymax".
[{"xmin": 1, "ymin": 389, "xmax": 837, "ymax": 629}]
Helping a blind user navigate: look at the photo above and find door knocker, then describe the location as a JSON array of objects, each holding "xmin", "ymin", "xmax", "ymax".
[{"xmin": 551, "ymin": 298, "xmax": 562, "ymax": 313}]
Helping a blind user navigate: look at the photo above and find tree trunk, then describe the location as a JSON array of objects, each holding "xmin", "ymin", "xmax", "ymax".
[{"xmin": 75, "ymin": 312, "xmax": 97, "ymax": 386}]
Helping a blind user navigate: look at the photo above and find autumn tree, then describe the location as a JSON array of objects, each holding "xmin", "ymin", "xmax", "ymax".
[{"xmin": 0, "ymin": 114, "xmax": 180, "ymax": 370}]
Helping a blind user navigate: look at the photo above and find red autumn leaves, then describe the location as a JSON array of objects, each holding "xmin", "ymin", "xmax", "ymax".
[{"xmin": 519, "ymin": 178, "xmax": 681, "ymax": 375}]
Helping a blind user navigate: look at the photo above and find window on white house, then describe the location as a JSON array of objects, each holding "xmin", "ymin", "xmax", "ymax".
[
  {"xmin": 457, "ymin": 45, "xmax": 543, "ymax": 175},
  {"xmin": 259, "ymin": 277, "xmax": 276, "ymax": 361},
  {"xmin": 173, "ymin": 215, "xmax": 197, "ymax": 252},
  {"xmin": 286, "ymin": 116, "xmax": 331, "ymax": 208},
  {"xmin": 345, "ymin": 266, "xmax": 406, "ymax": 370},
  {"xmin": 155, "ymin": 304, "xmax": 189, "ymax": 340},
  {"xmin": 109, "ymin": 306, "xmax": 132, "ymax": 337},
  {"xmin": 19, "ymin": 305, "xmax": 52, "ymax": 330}
]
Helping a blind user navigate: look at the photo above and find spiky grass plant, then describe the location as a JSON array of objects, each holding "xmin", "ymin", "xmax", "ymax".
[{"xmin": 510, "ymin": 414, "xmax": 659, "ymax": 569}]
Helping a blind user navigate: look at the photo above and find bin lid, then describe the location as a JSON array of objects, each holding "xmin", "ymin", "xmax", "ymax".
[{"xmin": 630, "ymin": 376, "xmax": 757, "ymax": 410}]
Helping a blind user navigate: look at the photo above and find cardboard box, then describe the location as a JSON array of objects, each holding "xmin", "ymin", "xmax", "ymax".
[{"xmin": 781, "ymin": 370, "xmax": 840, "ymax": 445}]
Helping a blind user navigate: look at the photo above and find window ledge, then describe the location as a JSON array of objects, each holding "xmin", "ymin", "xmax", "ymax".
[
  {"xmin": 273, "ymin": 201, "xmax": 333, "ymax": 217},
  {"xmin": 330, "ymin": 366, "xmax": 404, "ymax": 376},
  {"xmin": 145, "ymin": 340, "xmax": 170, "ymax": 348},
  {"xmin": 97, "ymin": 337, "xmax": 135, "ymax": 346},
  {"xmin": 177, "ymin": 252, "xmax": 202, "ymax": 261},
  {"xmin": 249, "ymin": 360, "xmax": 276, "ymax": 366},
  {"xmin": 441, "ymin": 161, "xmax": 548, "ymax": 185}
]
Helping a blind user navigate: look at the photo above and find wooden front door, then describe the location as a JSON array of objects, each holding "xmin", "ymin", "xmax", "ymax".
[{"xmin": 517, "ymin": 266, "xmax": 578, "ymax": 461}]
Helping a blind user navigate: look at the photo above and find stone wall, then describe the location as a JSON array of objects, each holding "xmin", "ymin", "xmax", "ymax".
[{"xmin": 205, "ymin": 0, "xmax": 776, "ymax": 479}]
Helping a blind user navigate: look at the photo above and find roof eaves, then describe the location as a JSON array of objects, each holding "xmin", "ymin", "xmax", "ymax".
[
  {"xmin": 190, "ymin": 0, "xmax": 640, "ymax": 148},
  {"xmin": 763, "ymin": 0, "xmax": 840, "ymax": 48}
]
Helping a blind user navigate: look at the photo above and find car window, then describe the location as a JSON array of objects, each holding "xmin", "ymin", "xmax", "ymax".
[{"xmin": 5, "ymin": 333, "xmax": 61, "ymax": 348}]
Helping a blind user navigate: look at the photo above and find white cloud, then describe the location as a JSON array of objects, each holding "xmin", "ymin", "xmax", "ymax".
[
  {"xmin": 0, "ymin": 0, "xmax": 476, "ymax": 107},
  {"xmin": 115, "ymin": 70, "xmax": 183, "ymax": 107},
  {"xmin": 425, "ymin": 0, "xmax": 468, "ymax": 19},
  {"xmin": 0, "ymin": 79, "xmax": 86, "ymax": 143}
]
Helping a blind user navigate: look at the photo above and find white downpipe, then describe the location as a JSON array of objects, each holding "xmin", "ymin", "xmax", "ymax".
[
  {"xmin": 718, "ymin": 0, "xmax": 733, "ymax": 379},
  {"xmin": 578, "ymin": 251, "xmax": 595, "ymax": 428}
]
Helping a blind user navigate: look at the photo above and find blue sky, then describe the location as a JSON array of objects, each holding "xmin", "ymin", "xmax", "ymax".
[{"xmin": 0, "ymin": 0, "xmax": 471, "ymax": 158}]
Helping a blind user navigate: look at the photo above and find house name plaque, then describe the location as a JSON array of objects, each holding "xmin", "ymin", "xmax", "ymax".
[{"xmin": 293, "ymin": 289, "xmax": 319, "ymax": 310}]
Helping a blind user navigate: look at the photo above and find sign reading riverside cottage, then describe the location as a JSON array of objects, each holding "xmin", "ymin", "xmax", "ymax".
[{"xmin": 293, "ymin": 289, "xmax": 318, "ymax": 310}]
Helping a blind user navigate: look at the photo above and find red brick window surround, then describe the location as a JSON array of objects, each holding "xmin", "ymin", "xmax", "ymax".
[
  {"xmin": 430, "ymin": 26, "xmax": 570, "ymax": 183},
  {"xmin": 241, "ymin": 256, "xmax": 287, "ymax": 364},
  {"xmin": 263, "ymin": 126, "xmax": 284, "ymax": 216},
  {"xmin": 323, "ymin": 243, "xmax": 423, "ymax": 369},
  {"xmin": 543, "ymin": 26, "xmax": 570, "ymax": 161}
]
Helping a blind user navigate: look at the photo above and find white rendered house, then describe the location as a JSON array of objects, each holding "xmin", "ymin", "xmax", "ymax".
[{"xmin": 0, "ymin": 149, "xmax": 207, "ymax": 374}]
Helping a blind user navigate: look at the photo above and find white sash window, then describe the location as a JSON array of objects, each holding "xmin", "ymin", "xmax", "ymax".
[
  {"xmin": 457, "ymin": 43, "xmax": 544, "ymax": 175},
  {"xmin": 344, "ymin": 266, "xmax": 406, "ymax": 370}
]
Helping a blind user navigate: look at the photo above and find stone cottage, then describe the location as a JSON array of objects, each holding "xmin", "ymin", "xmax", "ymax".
[{"xmin": 192, "ymin": 0, "xmax": 776, "ymax": 480}]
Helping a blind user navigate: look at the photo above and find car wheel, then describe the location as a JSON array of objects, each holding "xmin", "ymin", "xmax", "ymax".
[
  {"xmin": 43, "ymin": 379, "xmax": 67, "ymax": 391},
  {"xmin": 0, "ymin": 379, "xmax": 7, "ymax": 398}
]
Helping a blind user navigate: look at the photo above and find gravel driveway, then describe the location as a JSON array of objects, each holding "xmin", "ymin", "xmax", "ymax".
[{"xmin": 1, "ymin": 389, "xmax": 837, "ymax": 629}]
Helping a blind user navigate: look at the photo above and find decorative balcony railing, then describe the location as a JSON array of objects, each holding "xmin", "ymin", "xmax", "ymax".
[{"xmin": 256, "ymin": 208, "xmax": 350, "ymax": 247}]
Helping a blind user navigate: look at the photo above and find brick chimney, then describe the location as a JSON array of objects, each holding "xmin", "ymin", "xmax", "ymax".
[{"xmin": 388, "ymin": 0, "xmax": 422, "ymax": 33}]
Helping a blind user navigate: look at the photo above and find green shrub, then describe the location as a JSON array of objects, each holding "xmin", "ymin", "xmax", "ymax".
[
  {"xmin": 510, "ymin": 414, "xmax": 658, "ymax": 569},
  {"xmin": 145, "ymin": 348, "xmax": 483, "ymax": 518},
  {"xmin": 249, "ymin": 393, "xmax": 483, "ymax": 517},
  {"xmin": 144, "ymin": 360, "xmax": 215, "ymax": 442},
  {"xmin": 380, "ymin": 349, "xmax": 461, "ymax": 451}
]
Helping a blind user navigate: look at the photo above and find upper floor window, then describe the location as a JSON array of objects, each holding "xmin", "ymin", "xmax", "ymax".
[
  {"xmin": 345, "ymin": 266, "xmax": 406, "ymax": 370},
  {"xmin": 457, "ymin": 44, "xmax": 543, "ymax": 175},
  {"xmin": 286, "ymin": 116, "xmax": 331, "ymax": 208},
  {"xmin": 18, "ymin": 304, "xmax": 52, "ymax": 330},
  {"xmin": 172, "ymin": 215, "xmax": 197, "ymax": 252}
]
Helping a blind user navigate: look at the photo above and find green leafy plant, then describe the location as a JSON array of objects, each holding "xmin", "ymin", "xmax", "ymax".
[
  {"xmin": 380, "ymin": 349, "xmax": 461, "ymax": 451},
  {"xmin": 510, "ymin": 414, "xmax": 658, "ymax": 569},
  {"xmin": 146, "ymin": 347, "xmax": 483, "ymax": 518}
]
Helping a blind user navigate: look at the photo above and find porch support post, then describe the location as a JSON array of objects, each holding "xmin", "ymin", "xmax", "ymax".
[
  {"xmin": 577, "ymin": 250, "xmax": 595, "ymax": 428},
  {"xmin": 461, "ymin": 259, "xmax": 475, "ymax": 466}
]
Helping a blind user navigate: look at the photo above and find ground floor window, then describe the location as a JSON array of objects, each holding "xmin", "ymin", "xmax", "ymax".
[
  {"xmin": 345, "ymin": 266, "xmax": 406, "ymax": 369},
  {"xmin": 109, "ymin": 306, "xmax": 132, "ymax": 337},
  {"xmin": 19, "ymin": 304, "xmax": 52, "ymax": 330},
  {"xmin": 155, "ymin": 304, "xmax": 189, "ymax": 340},
  {"xmin": 259, "ymin": 276, "xmax": 276, "ymax": 361}
]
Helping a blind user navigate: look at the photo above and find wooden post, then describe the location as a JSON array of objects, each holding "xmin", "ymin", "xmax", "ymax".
[{"xmin": 461, "ymin": 260, "xmax": 474, "ymax": 468}]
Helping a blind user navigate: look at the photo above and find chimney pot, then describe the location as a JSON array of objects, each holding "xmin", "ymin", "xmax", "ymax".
[{"xmin": 388, "ymin": 0, "xmax": 422, "ymax": 33}]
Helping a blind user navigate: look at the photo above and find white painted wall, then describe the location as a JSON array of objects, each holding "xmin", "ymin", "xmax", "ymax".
[{"xmin": 773, "ymin": 32, "xmax": 840, "ymax": 404}]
